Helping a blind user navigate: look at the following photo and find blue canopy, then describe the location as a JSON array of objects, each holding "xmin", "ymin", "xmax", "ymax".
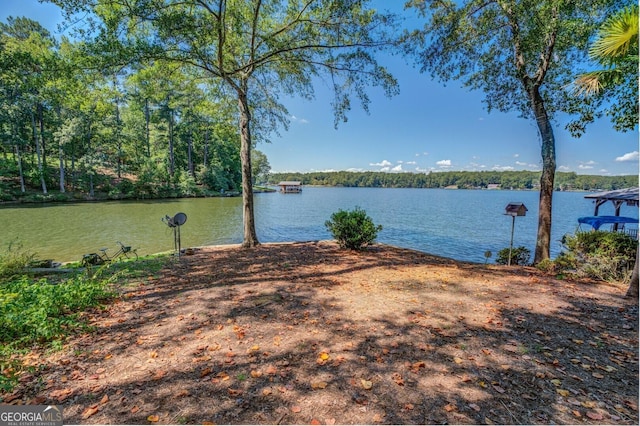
[{"xmin": 578, "ymin": 216, "xmax": 638, "ymax": 230}]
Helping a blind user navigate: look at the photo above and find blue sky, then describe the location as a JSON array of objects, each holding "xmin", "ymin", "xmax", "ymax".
[{"xmin": 2, "ymin": 0, "xmax": 638, "ymax": 176}]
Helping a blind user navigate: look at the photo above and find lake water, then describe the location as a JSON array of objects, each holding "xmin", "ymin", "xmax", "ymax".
[{"xmin": 0, "ymin": 187, "xmax": 637, "ymax": 263}]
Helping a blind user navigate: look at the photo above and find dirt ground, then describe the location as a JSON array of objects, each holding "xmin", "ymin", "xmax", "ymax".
[{"xmin": 3, "ymin": 241, "xmax": 638, "ymax": 424}]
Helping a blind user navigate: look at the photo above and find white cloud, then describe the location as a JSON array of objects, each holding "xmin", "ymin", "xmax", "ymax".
[
  {"xmin": 578, "ymin": 164, "xmax": 594, "ymax": 170},
  {"xmin": 599, "ymin": 169, "xmax": 609, "ymax": 173},
  {"xmin": 515, "ymin": 161, "xmax": 527, "ymax": 166},
  {"xmin": 370, "ymin": 160, "xmax": 392, "ymax": 167},
  {"xmin": 290, "ymin": 115, "xmax": 309, "ymax": 124},
  {"xmin": 514, "ymin": 154, "xmax": 520, "ymax": 158},
  {"xmin": 391, "ymin": 164, "xmax": 403, "ymax": 172},
  {"xmin": 406, "ymin": 161, "xmax": 417, "ymax": 165},
  {"xmin": 583, "ymin": 160, "xmax": 596, "ymax": 165},
  {"xmin": 397, "ymin": 160, "xmax": 403, "ymax": 164},
  {"xmin": 615, "ymin": 151, "xmax": 639, "ymax": 162},
  {"xmin": 558, "ymin": 165, "xmax": 571, "ymax": 171},
  {"xmin": 492, "ymin": 165, "xmax": 515, "ymax": 171},
  {"xmin": 436, "ymin": 159, "xmax": 452, "ymax": 167}
]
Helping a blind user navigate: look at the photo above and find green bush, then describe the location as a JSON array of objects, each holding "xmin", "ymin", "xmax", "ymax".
[
  {"xmin": 554, "ymin": 231, "xmax": 637, "ymax": 282},
  {"xmin": 496, "ymin": 246, "xmax": 531, "ymax": 265},
  {"xmin": 325, "ymin": 207, "xmax": 382, "ymax": 250}
]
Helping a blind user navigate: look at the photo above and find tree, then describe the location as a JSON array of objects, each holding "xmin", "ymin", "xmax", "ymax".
[
  {"xmin": 573, "ymin": 4, "xmax": 638, "ymax": 298},
  {"xmin": 405, "ymin": 0, "xmax": 623, "ymax": 264},
  {"xmin": 251, "ymin": 149, "xmax": 270, "ymax": 185},
  {"xmin": 50, "ymin": 0, "xmax": 398, "ymax": 248}
]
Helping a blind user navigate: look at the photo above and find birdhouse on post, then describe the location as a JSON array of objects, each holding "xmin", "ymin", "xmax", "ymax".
[
  {"xmin": 504, "ymin": 203, "xmax": 527, "ymax": 266},
  {"xmin": 504, "ymin": 202, "xmax": 528, "ymax": 217}
]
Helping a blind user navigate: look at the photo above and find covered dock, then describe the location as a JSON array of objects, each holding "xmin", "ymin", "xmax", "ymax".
[
  {"xmin": 581, "ymin": 188, "xmax": 639, "ymax": 238},
  {"xmin": 277, "ymin": 181, "xmax": 302, "ymax": 193}
]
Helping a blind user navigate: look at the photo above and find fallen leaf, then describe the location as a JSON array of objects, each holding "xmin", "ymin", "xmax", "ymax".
[
  {"xmin": 100, "ymin": 394, "xmax": 109, "ymax": 404},
  {"xmin": 404, "ymin": 403, "xmax": 414, "ymax": 410},
  {"xmin": 581, "ymin": 401, "xmax": 597, "ymax": 408},
  {"xmin": 291, "ymin": 405, "xmax": 302, "ymax": 413},
  {"xmin": 250, "ymin": 370, "xmax": 263, "ymax": 378},
  {"xmin": 492, "ymin": 385, "xmax": 506, "ymax": 394},
  {"xmin": 592, "ymin": 372, "xmax": 604, "ymax": 379},
  {"xmin": 392, "ymin": 373, "xmax": 405, "ymax": 386},
  {"xmin": 361, "ymin": 379, "xmax": 373, "ymax": 390},
  {"xmin": 453, "ymin": 357, "xmax": 464, "ymax": 364},
  {"xmin": 572, "ymin": 410, "xmax": 582, "ymax": 418},
  {"xmin": 130, "ymin": 406, "xmax": 139, "ymax": 414},
  {"xmin": 151, "ymin": 370, "xmax": 167, "ymax": 380},
  {"xmin": 82, "ymin": 406, "xmax": 99, "ymax": 419},
  {"xmin": 444, "ymin": 403, "xmax": 457, "ymax": 412},
  {"xmin": 586, "ymin": 411, "xmax": 604, "ymax": 420},
  {"xmin": 227, "ymin": 388, "xmax": 243, "ymax": 396},
  {"xmin": 174, "ymin": 389, "xmax": 190, "ymax": 398},
  {"xmin": 556, "ymin": 389, "xmax": 570, "ymax": 397},
  {"xmin": 311, "ymin": 381, "xmax": 328, "ymax": 389},
  {"xmin": 200, "ymin": 367, "xmax": 213, "ymax": 378},
  {"xmin": 310, "ymin": 419, "xmax": 322, "ymax": 425},
  {"xmin": 202, "ymin": 422, "xmax": 215, "ymax": 425},
  {"xmin": 550, "ymin": 379, "xmax": 562, "ymax": 387},
  {"xmin": 147, "ymin": 415, "xmax": 159, "ymax": 422},
  {"xmin": 469, "ymin": 403, "xmax": 481, "ymax": 412},
  {"xmin": 265, "ymin": 365, "xmax": 277, "ymax": 375},
  {"xmin": 325, "ymin": 418, "xmax": 336, "ymax": 425},
  {"xmin": 262, "ymin": 388, "xmax": 272, "ymax": 396}
]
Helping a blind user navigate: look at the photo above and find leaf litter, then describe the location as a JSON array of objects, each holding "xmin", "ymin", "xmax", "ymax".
[{"xmin": 1, "ymin": 241, "xmax": 637, "ymax": 424}]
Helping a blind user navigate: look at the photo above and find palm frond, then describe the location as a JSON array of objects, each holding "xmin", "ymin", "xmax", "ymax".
[{"xmin": 589, "ymin": 4, "xmax": 638, "ymax": 62}]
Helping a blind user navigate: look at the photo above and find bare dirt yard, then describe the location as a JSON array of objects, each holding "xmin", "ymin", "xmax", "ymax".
[{"xmin": 3, "ymin": 241, "xmax": 638, "ymax": 424}]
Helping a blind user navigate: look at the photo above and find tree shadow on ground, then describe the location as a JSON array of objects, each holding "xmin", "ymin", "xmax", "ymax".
[{"xmin": 6, "ymin": 242, "xmax": 638, "ymax": 424}]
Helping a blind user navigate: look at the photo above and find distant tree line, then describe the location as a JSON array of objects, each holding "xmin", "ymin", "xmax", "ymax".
[{"xmin": 269, "ymin": 171, "xmax": 637, "ymax": 191}]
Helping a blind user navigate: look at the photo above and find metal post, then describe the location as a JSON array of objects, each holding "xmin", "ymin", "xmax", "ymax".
[{"xmin": 508, "ymin": 215, "xmax": 515, "ymax": 266}]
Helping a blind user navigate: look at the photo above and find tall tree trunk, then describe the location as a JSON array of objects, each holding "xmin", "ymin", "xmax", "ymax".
[
  {"xmin": 168, "ymin": 108, "xmax": 175, "ymax": 178},
  {"xmin": 87, "ymin": 119, "xmax": 95, "ymax": 198},
  {"xmin": 145, "ymin": 99, "xmax": 151, "ymax": 157},
  {"xmin": 38, "ymin": 103, "xmax": 47, "ymax": 170},
  {"xmin": 237, "ymin": 88, "xmax": 259, "ymax": 248},
  {"xmin": 115, "ymin": 97, "xmax": 122, "ymax": 179},
  {"xmin": 14, "ymin": 144, "xmax": 25, "ymax": 193},
  {"xmin": 530, "ymin": 87, "xmax": 555, "ymax": 264},
  {"xmin": 32, "ymin": 107, "xmax": 48, "ymax": 194},
  {"xmin": 626, "ymin": 246, "xmax": 639, "ymax": 298},
  {"xmin": 58, "ymin": 109, "xmax": 65, "ymax": 193},
  {"xmin": 203, "ymin": 128, "xmax": 209, "ymax": 168},
  {"xmin": 58, "ymin": 138, "xmax": 66, "ymax": 193},
  {"xmin": 188, "ymin": 129, "xmax": 194, "ymax": 177}
]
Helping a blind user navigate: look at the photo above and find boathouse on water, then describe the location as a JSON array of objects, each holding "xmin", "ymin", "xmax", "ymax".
[{"xmin": 277, "ymin": 181, "xmax": 302, "ymax": 193}]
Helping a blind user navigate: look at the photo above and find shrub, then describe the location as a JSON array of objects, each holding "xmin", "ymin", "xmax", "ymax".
[
  {"xmin": 325, "ymin": 207, "xmax": 382, "ymax": 250},
  {"xmin": 555, "ymin": 231, "xmax": 637, "ymax": 282},
  {"xmin": 0, "ymin": 242, "xmax": 35, "ymax": 280},
  {"xmin": 496, "ymin": 246, "xmax": 531, "ymax": 265}
]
